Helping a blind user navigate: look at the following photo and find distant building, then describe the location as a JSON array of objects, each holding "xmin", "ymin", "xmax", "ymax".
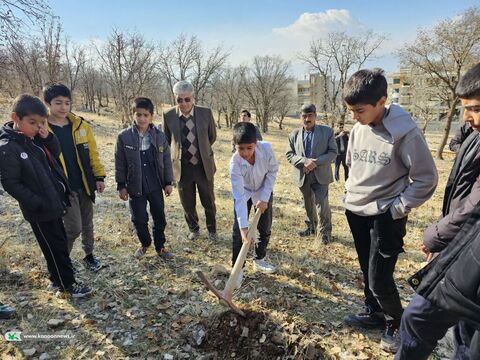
[
  {"xmin": 296, "ymin": 73, "xmax": 329, "ymax": 114},
  {"xmin": 388, "ymin": 69, "xmax": 413, "ymax": 113}
]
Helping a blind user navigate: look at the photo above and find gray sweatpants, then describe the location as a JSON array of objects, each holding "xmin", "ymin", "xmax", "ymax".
[{"xmin": 63, "ymin": 189, "xmax": 94, "ymax": 256}]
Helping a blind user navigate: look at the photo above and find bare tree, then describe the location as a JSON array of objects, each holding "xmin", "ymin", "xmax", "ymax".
[
  {"xmin": 79, "ymin": 60, "xmax": 98, "ymax": 112},
  {"xmin": 6, "ymin": 35, "xmax": 44, "ymax": 95},
  {"xmin": 273, "ymin": 89, "xmax": 296, "ymax": 130},
  {"xmin": 242, "ymin": 56, "xmax": 291, "ymax": 133},
  {"xmin": 0, "ymin": 0, "xmax": 50, "ymax": 38},
  {"xmin": 40, "ymin": 16, "xmax": 62, "ymax": 84},
  {"xmin": 208, "ymin": 66, "xmax": 245, "ymax": 128},
  {"xmin": 298, "ymin": 30, "xmax": 386, "ymax": 125},
  {"xmin": 96, "ymin": 29, "xmax": 157, "ymax": 127},
  {"xmin": 157, "ymin": 34, "xmax": 229, "ymax": 104},
  {"xmin": 63, "ymin": 38, "xmax": 86, "ymax": 94},
  {"xmin": 398, "ymin": 7, "xmax": 480, "ymax": 159}
]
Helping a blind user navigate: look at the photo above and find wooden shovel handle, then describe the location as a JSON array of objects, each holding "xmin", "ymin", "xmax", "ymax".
[{"xmin": 224, "ymin": 208, "xmax": 262, "ymax": 293}]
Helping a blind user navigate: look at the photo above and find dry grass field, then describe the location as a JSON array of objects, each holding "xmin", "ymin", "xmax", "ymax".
[{"xmin": 0, "ymin": 109, "xmax": 457, "ymax": 359}]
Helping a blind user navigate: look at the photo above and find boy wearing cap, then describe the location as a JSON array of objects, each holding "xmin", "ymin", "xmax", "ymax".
[{"xmin": 286, "ymin": 103, "xmax": 337, "ymax": 244}]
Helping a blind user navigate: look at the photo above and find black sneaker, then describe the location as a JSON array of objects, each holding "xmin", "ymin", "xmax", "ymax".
[
  {"xmin": 380, "ymin": 321, "xmax": 400, "ymax": 353},
  {"xmin": 298, "ymin": 228, "xmax": 315, "ymax": 237},
  {"xmin": 83, "ymin": 254, "xmax": 102, "ymax": 272},
  {"xmin": 66, "ymin": 282, "xmax": 94, "ymax": 298},
  {"xmin": 0, "ymin": 303, "xmax": 16, "ymax": 319},
  {"xmin": 321, "ymin": 234, "xmax": 331, "ymax": 244},
  {"xmin": 157, "ymin": 247, "xmax": 174, "ymax": 260},
  {"xmin": 344, "ymin": 307, "xmax": 385, "ymax": 329}
]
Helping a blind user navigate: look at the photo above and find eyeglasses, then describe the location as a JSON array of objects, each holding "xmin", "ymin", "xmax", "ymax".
[{"xmin": 176, "ymin": 97, "xmax": 191, "ymax": 104}]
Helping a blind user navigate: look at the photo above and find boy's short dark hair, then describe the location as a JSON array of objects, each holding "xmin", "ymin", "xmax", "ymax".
[
  {"xmin": 132, "ymin": 97, "xmax": 154, "ymax": 114},
  {"xmin": 233, "ymin": 122, "xmax": 257, "ymax": 145},
  {"xmin": 343, "ymin": 68, "xmax": 387, "ymax": 106},
  {"xmin": 42, "ymin": 83, "xmax": 72, "ymax": 104},
  {"xmin": 456, "ymin": 63, "xmax": 480, "ymax": 99},
  {"xmin": 13, "ymin": 94, "xmax": 48, "ymax": 119},
  {"xmin": 241, "ymin": 109, "xmax": 251, "ymax": 118}
]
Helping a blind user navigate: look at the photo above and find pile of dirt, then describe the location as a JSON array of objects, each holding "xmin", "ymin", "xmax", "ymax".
[{"xmin": 196, "ymin": 305, "xmax": 326, "ymax": 359}]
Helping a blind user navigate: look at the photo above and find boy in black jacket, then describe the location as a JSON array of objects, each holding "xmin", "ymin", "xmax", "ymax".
[
  {"xmin": 115, "ymin": 97, "xmax": 174, "ymax": 259},
  {"xmin": 0, "ymin": 94, "xmax": 93, "ymax": 298},
  {"xmin": 395, "ymin": 63, "xmax": 480, "ymax": 359}
]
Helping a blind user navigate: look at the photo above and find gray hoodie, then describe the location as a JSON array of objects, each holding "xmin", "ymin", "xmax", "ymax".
[{"xmin": 344, "ymin": 104, "xmax": 438, "ymax": 219}]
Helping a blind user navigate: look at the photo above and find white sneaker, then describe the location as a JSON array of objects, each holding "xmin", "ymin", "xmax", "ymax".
[
  {"xmin": 253, "ymin": 259, "xmax": 276, "ymax": 273},
  {"xmin": 235, "ymin": 268, "xmax": 244, "ymax": 289}
]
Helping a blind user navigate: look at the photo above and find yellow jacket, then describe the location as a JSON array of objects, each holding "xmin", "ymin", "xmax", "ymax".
[{"xmin": 47, "ymin": 112, "xmax": 106, "ymax": 201}]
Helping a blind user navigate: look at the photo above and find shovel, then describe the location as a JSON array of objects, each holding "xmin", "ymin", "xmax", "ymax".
[{"xmin": 197, "ymin": 208, "xmax": 261, "ymax": 317}]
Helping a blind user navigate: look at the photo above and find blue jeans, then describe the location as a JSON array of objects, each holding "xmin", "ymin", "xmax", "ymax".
[{"xmin": 395, "ymin": 294, "xmax": 477, "ymax": 360}]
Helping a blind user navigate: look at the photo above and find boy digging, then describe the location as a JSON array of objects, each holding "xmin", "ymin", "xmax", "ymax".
[
  {"xmin": 342, "ymin": 69, "xmax": 438, "ymax": 352},
  {"xmin": 230, "ymin": 122, "xmax": 278, "ymax": 288},
  {"xmin": 43, "ymin": 83, "xmax": 106, "ymax": 272},
  {"xmin": 115, "ymin": 97, "xmax": 174, "ymax": 259},
  {"xmin": 0, "ymin": 94, "xmax": 93, "ymax": 297}
]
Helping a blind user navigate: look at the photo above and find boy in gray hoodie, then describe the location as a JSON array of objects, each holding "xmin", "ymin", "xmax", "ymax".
[{"xmin": 342, "ymin": 69, "xmax": 438, "ymax": 353}]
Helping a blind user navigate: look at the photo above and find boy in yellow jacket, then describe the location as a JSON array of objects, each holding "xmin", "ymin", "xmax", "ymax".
[{"xmin": 43, "ymin": 83, "xmax": 106, "ymax": 275}]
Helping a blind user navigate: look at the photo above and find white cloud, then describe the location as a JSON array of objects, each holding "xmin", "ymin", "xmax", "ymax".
[{"xmin": 273, "ymin": 9, "xmax": 364, "ymax": 41}]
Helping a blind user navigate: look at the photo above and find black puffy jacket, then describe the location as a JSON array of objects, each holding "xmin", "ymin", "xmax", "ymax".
[
  {"xmin": 415, "ymin": 204, "xmax": 480, "ymax": 330},
  {"xmin": 0, "ymin": 122, "xmax": 70, "ymax": 222}
]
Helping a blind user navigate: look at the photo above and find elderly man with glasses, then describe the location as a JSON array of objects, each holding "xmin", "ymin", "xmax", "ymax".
[{"xmin": 163, "ymin": 80, "xmax": 218, "ymax": 241}]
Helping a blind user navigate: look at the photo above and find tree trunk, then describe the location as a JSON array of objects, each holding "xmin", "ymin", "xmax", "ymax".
[
  {"xmin": 216, "ymin": 110, "xmax": 222, "ymax": 129},
  {"xmin": 278, "ymin": 116, "xmax": 284, "ymax": 130},
  {"xmin": 436, "ymin": 97, "xmax": 459, "ymax": 160},
  {"xmin": 422, "ymin": 118, "xmax": 429, "ymax": 134}
]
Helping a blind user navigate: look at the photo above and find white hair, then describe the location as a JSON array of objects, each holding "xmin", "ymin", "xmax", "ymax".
[{"xmin": 173, "ymin": 80, "xmax": 194, "ymax": 95}]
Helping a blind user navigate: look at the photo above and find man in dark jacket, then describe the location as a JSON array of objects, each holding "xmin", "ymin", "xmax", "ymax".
[
  {"xmin": 395, "ymin": 62, "xmax": 480, "ymax": 359},
  {"xmin": 334, "ymin": 124, "xmax": 349, "ymax": 181}
]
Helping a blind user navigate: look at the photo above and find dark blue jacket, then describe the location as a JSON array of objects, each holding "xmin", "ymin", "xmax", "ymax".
[{"xmin": 115, "ymin": 124, "xmax": 173, "ymax": 197}]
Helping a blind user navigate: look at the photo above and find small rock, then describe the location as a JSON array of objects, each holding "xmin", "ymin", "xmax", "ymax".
[
  {"xmin": 193, "ymin": 328, "xmax": 206, "ymax": 345},
  {"xmin": 271, "ymin": 331, "xmax": 284, "ymax": 345},
  {"xmin": 213, "ymin": 279, "xmax": 222, "ymax": 287},
  {"xmin": 23, "ymin": 348, "xmax": 36, "ymax": 356},
  {"xmin": 211, "ymin": 264, "xmax": 230, "ymax": 275},
  {"xmin": 39, "ymin": 353, "xmax": 50, "ymax": 360},
  {"xmin": 27, "ymin": 313, "xmax": 33, "ymax": 320},
  {"xmin": 229, "ymin": 318, "xmax": 237, "ymax": 327},
  {"xmin": 164, "ymin": 354, "xmax": 174, "ymax": 360},
  {"xmin": 305, "ymin": 343, "xmax": 317, "ymax": 359},
  {"xmin": 47, "ymin": 319, "xmax": 65, "ymax": 328},
  {"xmin": 259, "ymin": 334, "xmax": 266, "ymax": 343},
  {"xmin": 240, "ymin": 327, "xmax": 249, "ymax": 338}
]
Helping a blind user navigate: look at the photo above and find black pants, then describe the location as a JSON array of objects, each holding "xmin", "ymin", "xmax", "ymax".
[
  {"xmin": 178, "ymin": 163, "xmax": 216, "ymax": 233},
  {"xmin": 129, "ymin": 190, "xmax": 167, "ymax": 251},
  {"xmin": 334, "ymin": 154, "xmax": 349, "ymax": 181},
  {"xmin": 29, "ymin": 218, "xmax": 75, "ymax": 290},
  {"xmin": 232, "ymin": 195, "xmax": 273, "ymax": 266},
  {"xmin": 346, "ymin": 210, "xmax": 407, "ymax": 324},
  {"xmin": 395, "ymin": 295, "xmax": 478, "ymax": 360}
]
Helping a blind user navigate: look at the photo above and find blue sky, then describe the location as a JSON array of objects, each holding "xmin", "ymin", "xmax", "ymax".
[{"xmin": 50, "ymin": 0, "xmax": 478, "ymax": 76}]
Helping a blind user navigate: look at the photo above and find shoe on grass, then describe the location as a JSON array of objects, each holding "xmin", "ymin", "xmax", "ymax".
[
  {"xmin": 157, "ymin": 247, "xmax": 173, "ymax": 260},
  {"xmin": 134, "ymin": 246, "xmax": 149, "ymax": 258},
  {"xmin": 83, "ymin": 254, "xmax": 102, "ymax": 272},
  {"xmin": 253, "ymin": 258, "xmax": 276, "ymax": 273},
  {"xmin": 0, "ymin": 303, "xmax": 16, "ymax": 319}
]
